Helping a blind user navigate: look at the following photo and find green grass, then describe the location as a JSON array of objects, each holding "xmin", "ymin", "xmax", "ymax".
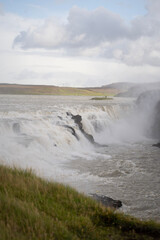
[
  {"xmin": 91, "ymin": 96, "xmax": 113, "ymax": 100},
  {"xmin": 0, "ymin": 164, "xmax": 160, "ymax": 240},
  {"xmin": 0, "ymin": 84, "xmax": 120, "ymax": 96}
]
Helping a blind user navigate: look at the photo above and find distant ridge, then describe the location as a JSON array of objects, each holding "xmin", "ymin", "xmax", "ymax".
[
  {"xmin": 101, "ymin": 82, "xmax": 136, "ymax": 90},
  {"xmin": 0, "ymin": 83, "xmax": 121, "ymax": 96},
  {"xmin": 115, "ymin": 82, "xmax": 160, "ymax": 98}
]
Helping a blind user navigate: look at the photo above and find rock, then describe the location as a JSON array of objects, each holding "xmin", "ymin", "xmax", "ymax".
[
  {"xmin": 152, "ymin": 142, "xmax": 160, "ymax": 148},
  {"xmin": 58, "ymin": 116, "xmax": 63, "ymax": 120},
  {"xmin": 12, "ymin": 123, "xmax": 20, "ymax": 133},
  {"xmin": 63, "ymin": 125, "xmax": 79, "ymax": 140},
  {"xmin": 151, "ymin": 100, "xmax": 160, "ymax": 140},
  {"xmin": 81, "ymin": 130, "xmax": 95, "ymax": 144},
  {"xmin": 68, "ymin": 113, "xmax": 107, "ymax": 147},
  {"xmin": 136, "ymin": 90, "xmax": 160, "ymax": 140},
  {"xmin": 71, "ymin": 114, "xmax": 83, "ymax": 130},
  {"xmin": 136, "ymin": 90, "xmax": 160, "ymax": 109},
  {"xmin": 90, "ymin": 193, "xmax": 122, "ymax": 209},
  {"xmin": 72, "ymin": 114, "xmax": 95, "ymax": 143}
]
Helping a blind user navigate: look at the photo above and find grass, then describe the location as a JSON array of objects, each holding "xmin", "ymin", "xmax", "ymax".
[
  {"xmin": 91, "ymin": 96, "xmax": 113, "ymax": 100},
  {"xmin": 0, "ymin": 84, "xmax": 120, "ymax": 96},
  {"xmin": 0, "ymin": 164, "xmax": 160, "ymax": 240}
]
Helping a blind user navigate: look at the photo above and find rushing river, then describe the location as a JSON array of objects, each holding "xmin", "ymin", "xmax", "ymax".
[{"xmin": 0, "ymin": 95, "xmax": 159, "ymax": 221}]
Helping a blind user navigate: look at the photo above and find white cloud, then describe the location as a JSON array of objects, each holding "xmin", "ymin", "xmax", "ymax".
[
  {"xmin": 14, "ymin": 6, "xmax": 129, "ymax": 49},
  {"xmin": 27, "ymin": 4, "xmax": 45, "ymax": 10},
  {"xmin": 2, "ymin": 48, "xmax": 160, "ymax": 87},
  {"xmin": 0, "ymin": 2, "xmax": 160, "ymax": 87},
  {"xmin": 147, "ymin": 0, "xmax": 160, "ymax": 19},
  {"xmin": 14, "ymin": 18, "xmax": 66, "ymax": 49},
  {"xmin": 13, "ymin": 2, "xmax": 160, "ymax": 67},
  {"xmin": 0, "ymin": 3, "xmax": 4, "ymax": 15},
  {"xmin": 0, "ymin": 13, "xmax": 42, "ymax": 52}
]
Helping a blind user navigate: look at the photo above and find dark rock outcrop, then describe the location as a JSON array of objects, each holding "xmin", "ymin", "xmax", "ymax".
[
  {"xmin": 71, "ymin": 114, "xmax": 83, "ymax": 131},
  {"xmin": 71, "ymin": 114, "xmax": 95, "ymax": 144},
  {"xmin": 67, "ymin": 112, "xmax": 107, "ymax": 147},
  {"xmin": 13, "ymin": 123, "xmax": 20, "ymax": 133},
  {"xmin": 90, "ymin": 194, "xmax": 122, "ymax": 209},
  {"xmin": 151, "ymin": 100, "xmax": 160, "ymax": 141},
  {"xmin": 135, "ymin": 90, "xmax": 160, "ymax": 145},
  {"xmin": 136, "ymin": 90, "xmax": 160, "ymax": 108},
  {"xmin": 152, "ymin": 143, "xmax": 160, "ymax": 148},
  {"xmin": 63, "ymin": 125, "xmax": 79, "ymax": 140}
]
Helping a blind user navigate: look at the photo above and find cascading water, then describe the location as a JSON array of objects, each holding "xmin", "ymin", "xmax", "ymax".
[
  {"xmin": 0, "ymin": 96, "xmax": 128, "ymax": 164},
  {"xmin": 151, "ymin": 100, "xmax": 160, "ymax": 140},
  {"xmin": 0, "ymin": 94, "xmax": 159, "ymax": 220},
  {"xmin": 0, "ymin": 95, "xmax": 122, "ymax": 183}
]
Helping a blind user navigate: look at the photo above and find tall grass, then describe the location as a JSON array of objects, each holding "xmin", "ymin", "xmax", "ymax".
[{"xmin": 0, "ymin": 164, "xmax": 160, "ymax": 240}]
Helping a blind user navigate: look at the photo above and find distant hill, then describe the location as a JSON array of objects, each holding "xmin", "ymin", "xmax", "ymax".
[
  {"xmin": 115, "ymin": 82, "xmax": 160, "ymax": 98},
  {"xmin": 0, "ymin": 83, "xmax": 122, "ymax": 96},
  {"xmin": 101, "ymin": 82, "xmax": 136, "ymax": 91},
  {"xmin": 0, "ymin": 84, "xmax": 96, "ymax": 96},
  {"xmin": 86, "ymin": 82, "xmax": 134, "ymax": 96}
]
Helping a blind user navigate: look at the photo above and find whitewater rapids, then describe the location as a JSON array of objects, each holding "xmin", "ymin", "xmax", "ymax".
[{"xmin": 0, "ymin": 95, "xmax": 159, "ymax": 221}]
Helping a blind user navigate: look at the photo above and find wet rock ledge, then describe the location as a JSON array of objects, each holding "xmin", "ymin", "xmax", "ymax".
[
  {"xmin": 90, "ymin": 194, "xmax": 122, "ymax": 209},
  {"xmin": 152, "ymin": 142, "xmax": 160, "ymax": 148},
  {"xmin": 66, "ymin": 112, "xmax": 107, "ymax": 147}
]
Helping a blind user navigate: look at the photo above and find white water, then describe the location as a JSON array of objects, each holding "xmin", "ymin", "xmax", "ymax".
[{"xmin": 0, "ymin": 95, "xmax": 159, "ymax": 221}]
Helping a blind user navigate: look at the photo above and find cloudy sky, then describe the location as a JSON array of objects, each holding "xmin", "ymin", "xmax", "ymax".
[{"xmin": 0, "ymin": 0, "xmax": 160, "ymax": 87}]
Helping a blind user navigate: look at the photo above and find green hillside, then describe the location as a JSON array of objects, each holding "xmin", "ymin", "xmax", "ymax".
[
  {"xmin": 0, "ymin": 84, "xmax": 121, "ymax": 96},
  {"xmin": 0, "ymin": 164, "xmax": 160, "ymax": 240}
]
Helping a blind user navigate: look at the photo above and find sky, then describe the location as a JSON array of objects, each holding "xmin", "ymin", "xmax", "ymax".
[{"xmin": 0, "ymin": 0, "xmax": 160, "ymax": 87}]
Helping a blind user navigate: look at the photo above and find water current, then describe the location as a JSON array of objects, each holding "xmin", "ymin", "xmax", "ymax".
[{"xmin": 0, "ymin": 95, "xmax": 159, "ymax": 221}]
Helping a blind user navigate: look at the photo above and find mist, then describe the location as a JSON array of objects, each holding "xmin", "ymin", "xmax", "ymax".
[{"xmin": 94, "ymin": 89, "xmax": 160, "ymax": 145}]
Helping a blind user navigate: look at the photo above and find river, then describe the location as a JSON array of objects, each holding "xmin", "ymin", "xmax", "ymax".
[{"xmin": 0, "ymin": 95, "xmax": 159, "ymax": 221}]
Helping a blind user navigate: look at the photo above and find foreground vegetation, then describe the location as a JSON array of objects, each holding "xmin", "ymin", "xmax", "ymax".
[{"xmin": 0, "ymin": 165, "xmax": 160, "ymax": 240}]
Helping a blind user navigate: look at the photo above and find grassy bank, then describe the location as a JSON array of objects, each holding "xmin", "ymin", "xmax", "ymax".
[{"xmin": 0, "ymin": 165, "xmax": 160, "ymax": 240}]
